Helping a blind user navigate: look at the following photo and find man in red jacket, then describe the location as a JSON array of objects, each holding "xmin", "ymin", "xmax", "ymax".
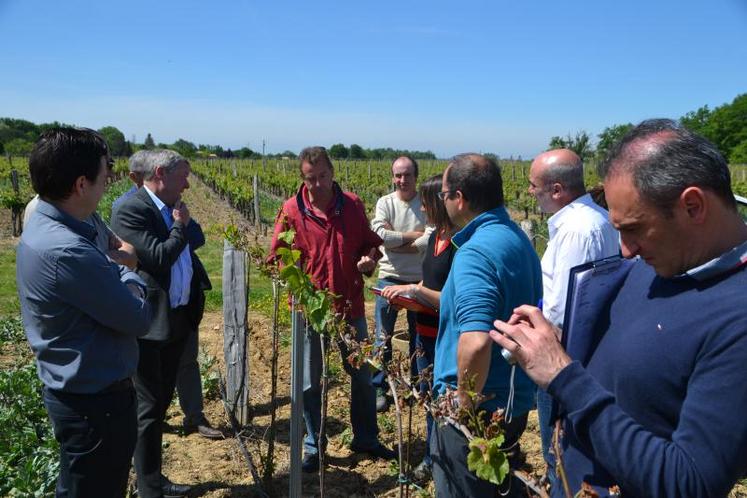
[{"xmin": 269, "ymin": 146, "xmax": 396, "ymax": 472}]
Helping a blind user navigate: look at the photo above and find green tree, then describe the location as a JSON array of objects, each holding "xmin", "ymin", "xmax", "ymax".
[
  {"xmin": 4, "ymin": 138, "xmax": 33, "ymax": 156},
  {"xmin": 680, "ymin": 105, "xmax": 712, "ymax": 136},
  {"xmin": 548, "ymin": 136, "xmax": 568, "ymax": 150},
  {"xmin": 548, "ymin": 131, "xmax": 594, "ymax": 159},
  {"xmin": 172, "ymin": 138, "xmax": 198, "ymax": 158},
  {"xmin": 349, "ymin": 143, "xmax": 366, "ymax": 159},
  {"xmin": 596, "ymin": 123, "xmax": 633, "ymax": 160},
  {"xmin": 0, "ymin": 118, "xmax": 39, "ymax": 144},
  {"xmin": 730, "ymin": 140, "xmax": 747, "ymax": 164},
  {"xmin": 144, "ymin": 133, "xmax": 155, "ymax": 150},
  {"xmin": 704, "ymin": 94, "xmax": 747, "ymax": 160},
  {"xmin": 98, "ymin": 126, "xmax": 128, "ymax": 156},
  {"xmin": 236, "ymin": 147, "xmax": 257, "ymax": 159},
  {"xmin": 329, "ymin": 143, "xmax": 349, "ymax": 159}
]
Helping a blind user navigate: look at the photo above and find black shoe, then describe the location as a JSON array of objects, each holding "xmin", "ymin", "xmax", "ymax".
[
  {"xmin": 351, "ymin": 443, "xmax": 397, "ymax": 461},
  {"xmin": 376, "ymin": 388, "xmax": 391, "ymax": 412},
  {"xmin": 160, "ymin": 474, "xmax": 192, "ymax": 497},
  {"xmin": 301, "ymin": 453, "xmax": 319, "ymax": 473},
  {"xmin": 184, "ymin": 418, "xmax": 223, "ymax": 440},
  {"xmin": 411, "ymin": 460, "xmax": 432, "ymax": 482}
]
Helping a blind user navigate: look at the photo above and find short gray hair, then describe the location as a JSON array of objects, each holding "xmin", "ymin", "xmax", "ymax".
[
  {"xmin": 143, "ymin": 149, "xmax": 187, "ymax": 181},
  {"xmin": 128, "ymin": 150, "xmax": 151, "ymax": 173},
  {"xmin": 541, "ymin": 162, "xmax": 585, "ymax": 196}
]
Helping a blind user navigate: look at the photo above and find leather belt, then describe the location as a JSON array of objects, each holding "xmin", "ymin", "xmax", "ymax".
[{"xmin": 99, "ymin": 377, "xmax": 133, "ymax": 394}]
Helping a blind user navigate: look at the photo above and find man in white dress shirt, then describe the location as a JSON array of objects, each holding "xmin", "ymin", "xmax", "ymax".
[{"xmin": 528, "ymin": 148, "xmax": 619, "ymax": 485}]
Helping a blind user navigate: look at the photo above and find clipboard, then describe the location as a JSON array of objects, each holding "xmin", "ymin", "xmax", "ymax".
[
  {"xmin": 371, "ymin": 287, "xmax": 438, "ymax": 316},
  {"xmin": 561, "ymin": 255, "xmax": 635, "ymax": 366},
  {"xmin": 549, "ymin": 255, "xmax": 634, "ymax": 423}
]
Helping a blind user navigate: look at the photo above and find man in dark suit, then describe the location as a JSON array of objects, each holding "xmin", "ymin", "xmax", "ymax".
[{"xmin": 112, "ymin": 149, "xmax": 211, "ymax": 498}]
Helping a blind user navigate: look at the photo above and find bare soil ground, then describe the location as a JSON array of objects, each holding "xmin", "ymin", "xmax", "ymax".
[
  {"xmin": 155, "ymin": 178, "xmax": 545, "ymax": 497},
  {"xmin": 4, "ymin": 177, "xmax": 745, "ymax": 497}
]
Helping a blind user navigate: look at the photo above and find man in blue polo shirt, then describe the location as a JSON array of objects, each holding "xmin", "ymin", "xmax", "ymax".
[
  {"xmin": 17, "ymin": 128, "xmax": 151, "ymax": 497},
  {"xmin": 431, "ymin": 153, "xmax": 542, "ymax": 497},
  {"xmin": 492, "ymin": 119, "xmax": 747, "ymax": 497}
]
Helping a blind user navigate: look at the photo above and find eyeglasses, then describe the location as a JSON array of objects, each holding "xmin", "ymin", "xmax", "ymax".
[{"xmin": 437, "ymin": 190, "xmax": 457, "ymax": 201}]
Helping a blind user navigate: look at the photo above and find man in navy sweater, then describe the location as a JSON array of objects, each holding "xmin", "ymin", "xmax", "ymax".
[{"xmin": 492, "ymin": 119, "xmax": 747, "ymax": 497}]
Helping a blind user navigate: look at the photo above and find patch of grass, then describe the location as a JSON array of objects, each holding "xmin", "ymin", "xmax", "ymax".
[
  {"xmin": 97, "ymin": 178, "xmax": 133, "ymax": 224},
  {"xmin": 198, "ymin": 347, "xmax": 221, "ymax": 401},
  {"xmin": 197, "ymin": 235, "xmax": 284, "ymax": 317},
  {"xmin": 0, "ymin": 361, "xmax": 59, "ymax": 497},
  {"xmin": 0, "ymin": 316, "xmax": 24, "ymax": 345},
  {"xmin": 339, "ymin": 426, "xmax": 353, "ymax": 447},
  {"xmin": 378, "ymin": 413, "xmax": 396, "ymax": 433},
  {"xmin": 0, "ymin": 241, "xmax": 19, "ymax": 316}
]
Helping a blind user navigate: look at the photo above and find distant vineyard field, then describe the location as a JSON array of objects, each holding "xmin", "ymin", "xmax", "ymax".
[{"xmin": 3, "ymin": 156, "xmax": 747, "ymax": 231}]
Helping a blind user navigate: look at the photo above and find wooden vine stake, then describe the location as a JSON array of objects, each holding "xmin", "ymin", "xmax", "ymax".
[{"xmin": 222, "ymin": 238, "xmax": 251, "ymax": 425}]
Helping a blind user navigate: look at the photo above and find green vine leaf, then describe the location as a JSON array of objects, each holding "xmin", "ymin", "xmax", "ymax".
[
  {"xmin": 279, "ymin": 229, "xmax": 296, "ymax": 245},
  {"xmin": 467, "ymin": 436, "xmax": 508, "ymax": 486}
]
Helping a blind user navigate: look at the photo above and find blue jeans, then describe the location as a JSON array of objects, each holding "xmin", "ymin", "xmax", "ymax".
[
  {"xmin": 415, "ymin": 333, "xmax": 436, "ymax": 466},
  {"xmin": 372, "ymin": 277, "xmax": 418, "ymax": 389},
  {"xmin": 43, "ymin": 385, "xmax": 138, "ymax": 498},
  {"xmin": 536, "ymin": 388, "xmax": 557, "ymax": 486},
  {"xmin": 302, "ymin": 315, "xmax": 379, "ymax": 456}
]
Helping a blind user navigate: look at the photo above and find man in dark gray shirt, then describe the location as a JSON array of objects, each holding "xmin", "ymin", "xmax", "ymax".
[{"xmin": 16, "ymin": 128, "xmax": 151, "ymax": 498}]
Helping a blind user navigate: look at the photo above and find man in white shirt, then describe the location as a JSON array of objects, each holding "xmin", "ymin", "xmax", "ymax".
[
  {"xmin": 371, "ymin": 155, "xmax": 430, "ymax": 411},
  {"xmin": 527, "ymin": 148, "xmax": 619, "ymax": 485}
]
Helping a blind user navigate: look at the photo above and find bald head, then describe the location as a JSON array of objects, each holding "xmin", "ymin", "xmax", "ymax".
[{"xmin": 528, "ymin": 149, "xmax": 585, "ymax": 213}]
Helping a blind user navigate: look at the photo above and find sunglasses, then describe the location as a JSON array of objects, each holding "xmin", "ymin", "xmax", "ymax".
[{"xmin": 437, "ymin": 190, "xmax": 457, "ymax": 201}]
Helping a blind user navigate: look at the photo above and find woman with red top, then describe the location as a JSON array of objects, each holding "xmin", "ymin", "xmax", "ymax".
[{"xmin": 381, "ymin": 174, "xmax": 456, "ymax": 481}]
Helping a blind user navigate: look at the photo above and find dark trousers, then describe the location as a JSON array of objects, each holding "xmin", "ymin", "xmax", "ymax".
[
  {"xmin": 133, "ymin": 309, "xmax": 191, "ymax": 498},
  {"xmin": 43, "ymin": 385, "xmax": 137, "ymax": 498},
  {"xmin": 431, "ymin": 413, "xmax": 528, "ymax": 497},
  {"xmin": 414, "ymin": 334, "xmax": 436, "ymax": 466}
]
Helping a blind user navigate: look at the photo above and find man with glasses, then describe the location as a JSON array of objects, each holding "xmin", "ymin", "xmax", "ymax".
[
  {"xmin": 491, "ymin": 120, "xmax": 747, "ymax": 497},
  {"xmin": 370, "ymin": 155, "xmax": 429, "ymax": 411},
  {"xmin": 431, "ymin": 154, "xmax": 542, "ymax": 497},
  {"xmin": 268, "ymin": 146, "xmax": 396, "ymax": 473},
  {"xmin": 23, "ymin": 156, "xmax": 138, "ymax": 269}
]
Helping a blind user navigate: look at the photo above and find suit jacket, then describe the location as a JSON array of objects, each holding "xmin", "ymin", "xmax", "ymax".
[{"xmin": 111, "ymin": 187, "xmax": 211, "ymax": 341}]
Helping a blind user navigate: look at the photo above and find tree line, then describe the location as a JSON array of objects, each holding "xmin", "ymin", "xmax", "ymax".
[
  {"xmin": 2, "ymin": 92, "xmax": 744, "ymax": 162},
  {"xmin": 546, "ymin": 93, "xmax": 747, "ymax": 164}
]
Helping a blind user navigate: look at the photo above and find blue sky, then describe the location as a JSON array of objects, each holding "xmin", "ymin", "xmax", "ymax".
[{"xmin": 1, "ymin": 0, "xmax": 745, "ymax": 158}]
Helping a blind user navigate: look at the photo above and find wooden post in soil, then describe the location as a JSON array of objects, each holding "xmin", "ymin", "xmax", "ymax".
[
  {"xmin": 222, "ymin": 239, "xmax": 251, "ymax": 425},
  {"xmin": 10, "ymin": 168, "xmax": 21, "ymax": 236},
  {"xmin": 253, "ymin": 174, "xmax": 261, "ymax": 227}
]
